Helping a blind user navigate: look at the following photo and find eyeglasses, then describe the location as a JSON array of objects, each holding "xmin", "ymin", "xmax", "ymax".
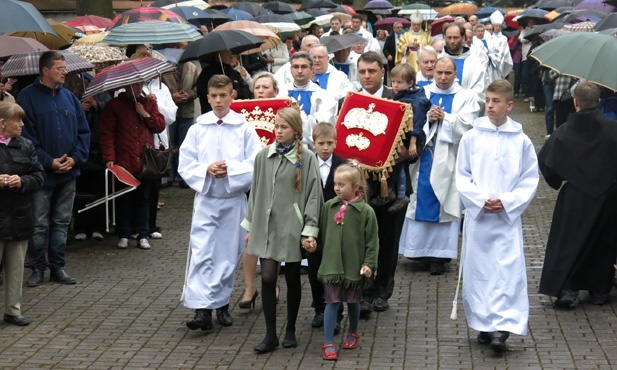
[{"xmin": 52, "ymin": 67, "xmax": 68, "ymax": 73}]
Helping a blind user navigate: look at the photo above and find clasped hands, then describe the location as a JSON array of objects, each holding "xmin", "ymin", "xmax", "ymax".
[
  {"xmin": 51, "ymin": 154, "xmax": 75, "ymax": 174},
  {"xmin": 208, "ymin": 161, "xmax": 227, "ymax": 178},
  {"xmin": 428, "ymin": 105, "xmax": 445, "ymax": 123},
  {"xmin": 483, "ymin": 198, "xmax": 504, "ymax": 213},
  {"xmin": 0, "ymin": 174, "xmax": 21, "ymax": 189}
]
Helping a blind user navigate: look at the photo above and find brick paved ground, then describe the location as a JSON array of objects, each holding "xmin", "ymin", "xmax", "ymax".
[{"xmin": 1, "ymin": 98, "xmax": 617, "ymax": 369}]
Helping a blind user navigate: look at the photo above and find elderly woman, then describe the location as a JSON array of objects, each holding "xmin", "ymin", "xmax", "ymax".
[
  {"xmin": 100, "ymin": 80, "xmax": 165, "ymax": 250},
  {"xmin": 0, "ymin": 102, "xmax": 44, "ymax": 326}
]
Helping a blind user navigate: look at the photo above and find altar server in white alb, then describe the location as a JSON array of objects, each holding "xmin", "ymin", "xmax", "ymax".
[
  {"xmin": 456, "ymin": 80, "xmax": 539, "ymax": 354},
  {"xmin": 399, "ymin": 56, "xmax": 479, "ymax": 276},
  {"xmin": 178, "ymin": 75, "xmax": 261, "ymax": 331}
]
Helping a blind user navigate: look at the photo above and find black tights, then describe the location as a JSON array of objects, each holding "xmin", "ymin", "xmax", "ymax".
[{"xmin": 260, "ymin": 258, "xmax": 301, "ymax": 339}]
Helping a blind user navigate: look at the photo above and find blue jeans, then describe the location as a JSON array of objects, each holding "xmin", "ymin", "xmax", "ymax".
[
  {"xmin": 169, "ymin": 117, "xmax": 194, "ymax": 182},
  {"xmin": 543, "ymin": 83, "xmax": 555, "ymax": 135},
  {"xmin": 30, "ymin": 179, "xmax": 76, "ymax": 271}
]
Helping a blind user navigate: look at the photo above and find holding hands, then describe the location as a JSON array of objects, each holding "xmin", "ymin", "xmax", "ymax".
[
  {"xmin": 360, "ymin": 265, "xmax": 372, "ymax": 278},
  {"xmin": 302, "ymin": 236, "xmax": 317, "ymax": 253}
]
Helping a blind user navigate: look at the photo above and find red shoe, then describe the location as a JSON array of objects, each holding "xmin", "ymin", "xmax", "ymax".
[
  {"xmin": 342, "ymin": 333, "xmax": 360, "ymax": 349},
  {"xmin": 322, "ymin": 343, "xmax": 338, "ymax": 360}
]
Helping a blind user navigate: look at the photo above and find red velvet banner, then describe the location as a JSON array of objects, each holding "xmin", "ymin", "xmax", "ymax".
[
  {"xmin": 335, "ymin": 91, "xmax": 412, "ymax": 172},
  {"xmin": 230, "ymin": 98, "xmax": 297, "ymax": 146}
]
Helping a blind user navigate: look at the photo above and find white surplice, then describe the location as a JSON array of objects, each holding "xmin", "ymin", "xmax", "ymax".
[
  {"xmin": 487, "ymin": 33, "xmax": 514, "ymax": 83},
  {"xmin": 456, "ymin": 116, "xmax": 539, "ymax": 335},
  {"xmin": 399, "ymin": 82, "xmax": 479, "ymax": 259},
  {"xmin": 178, "ymin": 110, "xmax": 261, "ymax": 309}
]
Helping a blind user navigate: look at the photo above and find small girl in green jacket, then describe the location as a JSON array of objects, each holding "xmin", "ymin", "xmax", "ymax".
[{"xmin": 311, "ymin": 161, "xmax": 379, "ymax": 360}]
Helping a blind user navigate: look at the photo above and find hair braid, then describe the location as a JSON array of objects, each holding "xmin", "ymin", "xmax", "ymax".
[{"xmin": 294, "ymin": 135, "xmax": 303, "ymax": 192}]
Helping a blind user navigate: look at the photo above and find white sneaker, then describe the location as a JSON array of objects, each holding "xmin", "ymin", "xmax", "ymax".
[
  {"xmin": 138, "ymin": 238, "xmax": 151, "ymax": 250},
  {"xmin": 92, "ymin": 232, "xmax": 104, "ymax": 241},
  {"xmin": 545, "ymin": 134, "xmax": 551, "ymax": 140},
  {"xmin": 149, "ymin": 231, "xmax": 162, "ymax": 239},
  {"xmin": 75, "ymin": 233, "xmax": 87, "ymax": 241},
  {"xmin": 117, "ymin": 238, "xmax": 129, "ymax": 249}
]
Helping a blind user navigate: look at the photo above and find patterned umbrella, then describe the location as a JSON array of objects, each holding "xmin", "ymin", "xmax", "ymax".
[
  {"xmin": 83, "ymin": 57, "xmax": 176, "ymax": 98},
  {"xmin": 365, "ymin": 0, "xmax": 394, "ymax": 9},
  {"xmin": 63, "ymin": 15, "xmax": 113, "ymax": 30},
  {"xmin": 562, "ymin": 20, "xmax": 596, "ymax": 32},
  {"xmin": 0, "ymin": 36, "xmax": 48, "ymax": 58},
  {"xmin": 68, "ymin": 45, "xmax": 128, "ymax": 66},
  {"xmin": 262, "ymin": 2, "xmax": 297, "ymax": 14},
  {"xmin": 109, "ymin": 7, "xmax": 187, "ymax": 29},
  {"xmin": 103, "ymin": 21, "xmax": 203, "ymax": 45},
  {"xmin": 72, "ymin": 31, "xmax": 110, "ymax": 45},
  {"xmin": 1, "ymin": 49, "xmax": 94, "ymax": 78}
]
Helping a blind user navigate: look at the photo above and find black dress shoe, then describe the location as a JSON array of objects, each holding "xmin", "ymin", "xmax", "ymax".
[
  {"xmin": 50, "ymin": 268, "xmax": 77, "ymax": 285},
  {"xmin": 26, "ymin": 269, "xmax": 44, "ymax": 287},
  {"xmin": 360, "ymin": 300, "xmax": 372, "ymax": 319},
  {"xmin": 311, "ymin": 312, "xmax": 324, "ymax": 328},
  {"xmin": 254, "ymin": 337, "xmax": 279, "ymax": 353},
  {"xmin": 216, "ymin": 307, "xmax": 233, "ymax": 327},
  {"xmin": 429, "ymin": 262, "xmax": 446, "ymax": 275},
  {"xmin": 186, "ymin": 309, "xmax": 213, "ymax": 331},
  {"xmin": 3, "ymin": 314, "xmax": 30, "ymax": 326},
  {"xmin": 477, "ymin": 331, "xmax": 492, "ymax": 345},
  {"xmin": 282, "ymin": 332, "xmax": 297, "ymax": 348},
  {"xmin": 490, "ymin": 331, "xmax": 509, "ymax": 353},
  {"xmin": 372, "ymin": 297, "xmax": 389, "ymax": 311}
]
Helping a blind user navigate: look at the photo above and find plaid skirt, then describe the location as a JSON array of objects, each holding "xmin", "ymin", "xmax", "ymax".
[{"xmin": 324, "ymin": 283, "xmax": 362, "ymax": 304}]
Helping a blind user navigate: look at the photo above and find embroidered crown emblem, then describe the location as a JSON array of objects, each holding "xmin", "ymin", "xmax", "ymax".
[
  {"xmin": 342, "ymin": 103, "xmax": 388, "ymax": 136},
  {"xmin": 240, "ymin": 106, "xmax": 276, "ymax": 133}
]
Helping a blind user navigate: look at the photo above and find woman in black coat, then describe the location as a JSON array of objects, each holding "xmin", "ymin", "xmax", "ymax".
[{"xmin": 0, "ymin": 102, "xmax": 44, "ymax": 326}]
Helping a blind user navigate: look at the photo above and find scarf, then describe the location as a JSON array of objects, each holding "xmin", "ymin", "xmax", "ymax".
[
  {"xmin": 0, "ymin": 134, "xmax": 7, "ymax": 145},
  {"xmin": 334, "ymin": 193, "xmax": 362, "ymax": 225},
  {"xmin": 275, "ymin": 139, "xmax": 296, "ymax": 155}
]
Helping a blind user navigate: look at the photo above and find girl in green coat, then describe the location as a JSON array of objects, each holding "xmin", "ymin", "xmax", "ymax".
[
  {"xmin": 314, "ymin": 162, "xmax": 379, "ymax": 360},
  {"xmin": 243, "ymin": 107, "xmax": 323, "ymax": 353}
]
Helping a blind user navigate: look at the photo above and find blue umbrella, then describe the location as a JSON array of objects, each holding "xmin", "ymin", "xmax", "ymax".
[
  {"xmin": 475, "ymin": 7, "xmax": 504, "ymax": 19},
  {"xmin": 221, "ymin": 8, "xmax": 253, "ymax": 21},
  {"xmin": 167, "ymin": 6, "xmax": 212, "ymax": 26},
  {"xmin": 0, "ymin": 0, "xmax": 57, "ymax": 34}
]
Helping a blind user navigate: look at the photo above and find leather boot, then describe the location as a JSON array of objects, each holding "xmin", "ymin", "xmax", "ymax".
[
  {"xmin": 490, "ymin": 331, "xmax": 509, "ymax": 353},
  {"xmin": 186, "ymin": 309, "xmax": 213, "ymax": 331},
  {"xmin": 216, "ymin": 305, "xmax": 233, "ymax": 327},
  {"xmin": 50, "ymin": 268, "xmax": 77, "ymax": 284},
  {"xmin": 26, "ymin": 269, "xmax": 44, "ymax": 287}
]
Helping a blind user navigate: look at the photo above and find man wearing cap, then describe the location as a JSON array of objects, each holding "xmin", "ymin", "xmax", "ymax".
[
  {"xmin": 487, "ymin": 11, "xmax": 513, "ymax": 82},
  {"xmin": 396, "ymin": 11, "xmax": 432, "ymax": 71}
]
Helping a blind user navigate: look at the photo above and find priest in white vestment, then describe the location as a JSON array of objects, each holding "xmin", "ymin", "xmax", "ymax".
[
  {"xmin": 399, "ymin": 56, "xmax": 479, "ymax": 275},
  {"xmin": 486, "ymin": 11, "xmax": 514, "ymax": 83},
  {"xmin": 179, "ymin": 75, "xmax": 261, "ymax": 331},
  {"xmin": 456, "ymin": 80, "xmax": 539, "ymax": 353}
]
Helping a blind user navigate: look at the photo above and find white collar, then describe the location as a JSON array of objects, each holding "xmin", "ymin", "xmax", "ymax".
[
  {"xmin": 362, "ymin": 84, "xmax": 384, "ymax": 97},
  {"xmin": 196, "ymin": 110, "xmax": 244, "ymax": 125},
  {"xmin": 318, "ymin": 154, "xmax": 333, "ymax": 167}
]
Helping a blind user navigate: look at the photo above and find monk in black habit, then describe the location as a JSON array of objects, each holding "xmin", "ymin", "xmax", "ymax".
[{"xmin": 538, "ymin": 82, "xmax": 617, "ymax": 307}]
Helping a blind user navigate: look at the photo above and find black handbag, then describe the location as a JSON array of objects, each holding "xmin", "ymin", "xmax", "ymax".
[{"xmin": 139, "ymin": 132, "xmax": 176, "ymax": 179}]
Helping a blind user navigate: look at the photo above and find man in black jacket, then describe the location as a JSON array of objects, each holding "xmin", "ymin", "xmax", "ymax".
[{"xmin": 383, "ymin": 22, "xmax": 403, "ymax": 84}]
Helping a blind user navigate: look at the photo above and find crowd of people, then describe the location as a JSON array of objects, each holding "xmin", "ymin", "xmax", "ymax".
[{"xmin": 1, "ymin": 9, "xmax": 616, "ymax": 363}]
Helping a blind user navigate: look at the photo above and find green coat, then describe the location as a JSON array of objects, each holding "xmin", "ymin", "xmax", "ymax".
[
  {"xmin": 242, "ymin": 144, "xmax": 323, "ymax": 263},
  {"xmin": 317, "ymin": 197, "xmax": 379, "ymax": 290}
]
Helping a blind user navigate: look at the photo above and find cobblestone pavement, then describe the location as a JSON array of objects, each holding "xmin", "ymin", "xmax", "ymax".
[{"xmin": 2, "ymin": 98, "xmax": 617, "ymax": 369}]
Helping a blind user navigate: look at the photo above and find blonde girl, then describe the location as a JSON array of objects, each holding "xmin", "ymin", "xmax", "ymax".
[
  {"xmin": 315, "ymin": 162, "xmax": 379, "ymax": 360},
  {"xmin": 242, "ymin": 107, "xmax": 323, "ymax": 353}
]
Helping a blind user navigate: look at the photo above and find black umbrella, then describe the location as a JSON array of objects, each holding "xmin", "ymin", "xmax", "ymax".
[
  {"xmin": 231, "ymin": 2, "xmax": 271, "ymax": 17},
  {"xmin": 594, "ymin": 13, "xmax": 617, "ymax": 31},
  {"xmin": 262, "ymin": 2, "xmax": 297, "ymax": 14},
  {"xmin": 562, "ymin": 9, "xmax": 608, "ymax": 23},
  {"xmin": 320, "ymin": 34, "xmax": 367, "ymax": 53},
  {"xmin": 533, "ymin": 0, "xmax": 574, "ymax": 10},
  {"xmin": 202, "ymin": 9, "xmax": 231, "ymax": 26},
  {"xmin": 286, "ymin": 11, "xmax": 315, "ymax": 26},
  {"xmin": 179, "ymin": 30, "xmax": 264, "ymax": 62},
  {"xmin": 300, "ymin": 0, "xmax": 338, "ymax": 11},
  {"xmin": 307, "ymin": 9, "xmax": 330, "ymax": 17},
  {"xmin": 475, "ymin": 7, "xmax": 504, "ymax": 19},
  {"xmin": 0, "ymin": 0, "xmax": 57, "ymax": 34},
  {"xmin": 251, "ymin": 13, "xmax": 295, "ymax": 24},
  {"xmin": 523, "ymin": 22, "xmax": 564, "ymax": 43}
]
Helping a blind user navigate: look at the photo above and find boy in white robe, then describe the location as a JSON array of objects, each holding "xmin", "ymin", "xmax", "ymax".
[
  {"xmin": 178, "ymin": 75, "xmax": 261, "ymax": 331},
  {"xmin": 456, "ymin": 80, "xmax": 539, "ymax": 353}
]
